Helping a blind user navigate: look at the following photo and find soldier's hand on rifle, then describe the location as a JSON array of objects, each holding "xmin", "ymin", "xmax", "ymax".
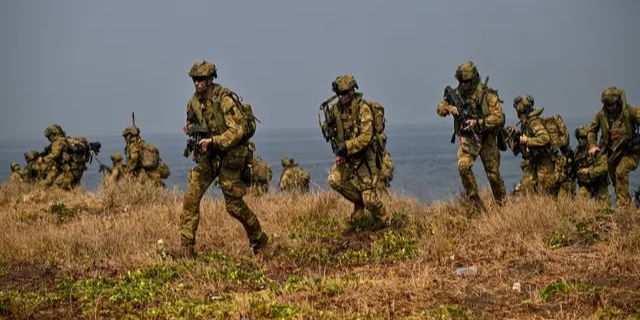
[
  {"xmin": 589, "ymin": 146, "xmax": 600, "ymax": 156},
  {"xmin": 448, "ymin": 105, "xmax": 459, "ymax": 116},
  {"xmin": 463, "ymin": 119, "xmax": 477, "ymax": 131},
  {"xmin": 336, "ymin": 142, "xmax": 348, "ymax": 158},
  {"xmin": 199, "ymin": 138, "xmax": 213, "ymax": 152},
  {"xmin": 519, "ymin": 135, "xmax": 528, "ymax": 145},
  {"xmin": 336, "ymin": 156, "xmax": 346, "ymax": 165}
]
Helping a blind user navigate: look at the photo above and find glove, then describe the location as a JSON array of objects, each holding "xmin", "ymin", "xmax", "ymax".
[{"xmin": 336, "ymin": 142, "xmax": 348, "ymax": 158}]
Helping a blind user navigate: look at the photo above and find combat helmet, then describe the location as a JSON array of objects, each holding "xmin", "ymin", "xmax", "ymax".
[
  {"xmin": 332, "ymin": 75, "xmax": 358, "ymax": 94},
  {"xmin": 189, "ymin": 60, "xmax": 217, "ymax": 79},
  {"xmin": 44, "ymin": 124, "xmax": 66, "ymax": 140},
  {"xmin": 24, "ymin": 151, "xmax": 39, "ymax": 161},
  {"xmin": 455, "ymin": 61, "xmax": 480, "ymax": 82},
  {"xmin": 513, "ymin": 95, "xmax": 535, "ymax": 115},
  {"xmin": 122, "ymin": 126, "xmax": 140, "ymax": 138},
  {"xmin": 281, "ymin": 157, "xmax": 295, "ymax": 168},
  {"xmin": 575, "ymin": 125, "xmax": 589, "ymax": 140},
  {"xmin": 10, "ymin": 162, "xmax": 20, "ymax": 171},
  {"xmin": 110, "ymin": 152, "xmax": 123, "ymax": 162},
  {"xmin": 601, "ymin": 87, "xmax": 623, "ymax": 105}
]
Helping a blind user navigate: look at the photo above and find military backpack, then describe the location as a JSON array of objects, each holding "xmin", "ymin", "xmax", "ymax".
[
  {"xmin": 63, "ymin": 137, "xmax": 91, "ymax": 164},
  {"xmin": 140, "ymin": 142, "xmax": 160, "ymax": 170},
  {"xmin": 543, "ymin": 114, "xmax": 570, "ymax": 151},
  {"xmin": 228, "ymin": 92, "xmax": 257, "ymax": 144}
]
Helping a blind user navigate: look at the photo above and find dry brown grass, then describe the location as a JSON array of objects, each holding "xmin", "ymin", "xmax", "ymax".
[{"xmin": 0, "ymin": 178, "xmax": 639, "ymax": 319}]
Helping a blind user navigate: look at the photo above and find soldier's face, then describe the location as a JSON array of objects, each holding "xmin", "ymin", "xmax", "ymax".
[
  {"xmin": 604, "ymin": 101, "xmax": 621, "ymax": 114},
  {"xmin": 338, "ymin": 91, "xmax": 353, "ymax": 106},
  {"xmin": 192, "ymin": 77, "xmax": 210, "ymax": 93},
  {"xmin": 458, "ymin": 79, "xmax": 475, "ymax": 95}
]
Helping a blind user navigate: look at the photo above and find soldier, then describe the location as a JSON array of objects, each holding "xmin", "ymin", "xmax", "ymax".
[
  {"xmin": 436, "ymin": 61, "xmax": 506, "ymax": 209},
  {"xmin": 278, "ymin": 157, "xmax": 311, "ymax": 193},
  {"xmin": 41, "ymin": 124, "xmax": 98, "ymax": 190},
  {"xmin": 510, "ymin": 95, "xmax": 556, "ymax": 195},
  {"xmin": 574, "ymin": 125, "xmax": 610, "ymax": 207},
  {"xmin": 122, "ymin": 126, "xmax": 169, "ymax": 186},
  {"xmin": 588, "ymin": 87, "xmax": 640, "ymax": 208},
  {"xmin": 107, "ymin": 152, "xmax": 125, "ymax": 184},
  {"xmin": 249, "ymin": 150, "xmax": 272, "ymax": 195},
  {"xmin": 10, "ymin": 162, "xmax": 22, "ymax": 182},
  {"xmin": 22, "ymin": 151, "xmax": 42, "ymax": 182},
  {"xmin": 324, "ymin": 75, "xmax": 389, "ymax": 228},
  {"xmin": 176, "ymin": 60, "xmax": 267, "ymax": 258}
]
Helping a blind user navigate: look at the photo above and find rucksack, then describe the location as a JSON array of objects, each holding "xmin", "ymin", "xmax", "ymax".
[
  {"xmin": 228, "ymin": 92, "xmax": 257, "ymax": 143},
  {"xmin": 543, "ymin": 114, "xmax": 570, "ymax": 150},
  {"xmin": 140, "ymin": 142, "xmax": 160, "ymax": 170},
  {"xmin": 63, "ymin": 137, "xmax": 91, "ymax": 164},
  {"xmin": 361, "ymin": 99, "xmax": 387, "ymax": 169}
]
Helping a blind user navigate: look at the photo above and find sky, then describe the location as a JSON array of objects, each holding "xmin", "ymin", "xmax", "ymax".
[{"xmin": 1, "ymin": 0, "xmax": 639, "ymax": 140}]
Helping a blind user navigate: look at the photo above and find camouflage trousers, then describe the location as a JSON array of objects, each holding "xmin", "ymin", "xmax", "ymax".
[
  {"xmin": 609, "ymin": 153, "xmax": 640, "ymax": 208},
  {"xmin": 518, "ymin": 156, "xmax": 556, "ymax": 195},
  {"xmin": 45, "ymin": 167, "xmax": 83, "ymax": 190},
  {"xmin": 328, "ymin": 160, "xmax": 387, "ymax": 221},
  {"xmin": 180, "ymin": 155, "xmax": 263, "ymax": 247},
  {"xmin": 577, "ymin": 183, "xmax": 611, "ymax": 209},
  {"xmin": 457, "ymin": 134, "xmax": 506, "ymax": 206}
]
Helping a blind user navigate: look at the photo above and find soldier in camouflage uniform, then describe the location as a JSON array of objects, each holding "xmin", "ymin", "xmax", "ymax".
[
  {"xmin": 122, "ymin": 126, "xmax": 166, "ymax": 186},
  {"xmin": 10, "ymin": 162, "xmax": 23, "ymax": 182},
  {"xmin": 108, "ymin": 152, "xmax": 125, "ymax": 184},
  {"xmin": 326, "ymin": 75, "xmax": 389, "ymax": 228},
  {"xmin": 436, "ymin": 62, "xmax": 506, "ymax": 208},
  {"xmin": 279, "ymin": 157, "xmax": 310, "ymax": 193},
  {"xmin": 22, "ymin": 151, "xmax": 43, "ymax": 182},
  {"xmin": 588, "ymin": 87, "xmax": 640, "ymax": 208},
  {"xmin": 176, "ymin": 60, "xmax": 267, "ymax": 258},
  {"xmin": 42, "ymin": 124, "xmax": 88, "ymax": 190},
  {"xmin": 249, "ymin": 145, "xmax": 272, "ymax": 195},
  {"xmin": 574, "ymin": 125, "xmax": 610, "ymax": 207},
  {"xmin": 511, "ymin": 95, "xmax": 556, "ymax": 195}
]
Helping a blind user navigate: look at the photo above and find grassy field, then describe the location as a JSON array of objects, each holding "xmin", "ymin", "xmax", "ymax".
[{"xmin": 0, "ymin": 178, "xmax": 639, "ymax": 319}]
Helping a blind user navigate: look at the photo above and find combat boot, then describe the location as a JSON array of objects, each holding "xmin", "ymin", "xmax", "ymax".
[
  {"xmin": 168, "ymin": 244, "xmax": 196, "ymax": 260},
  {"xmin": 251, "ymin": 232, "xmax": 269, "ymax": 254},
  {"xmin": 349, "ymin": 203, "xmax": 366, "ymax": 222}
]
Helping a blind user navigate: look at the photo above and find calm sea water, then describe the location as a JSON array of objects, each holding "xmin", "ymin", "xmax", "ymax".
[{"xmin": 2, "ymin": 121, "xmax": 639, "ymax": 203}]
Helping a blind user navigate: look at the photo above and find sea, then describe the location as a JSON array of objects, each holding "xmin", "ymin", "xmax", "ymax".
[{"xmin": 3, "ymin": 120, "xmax": 640, "ymax": 204}]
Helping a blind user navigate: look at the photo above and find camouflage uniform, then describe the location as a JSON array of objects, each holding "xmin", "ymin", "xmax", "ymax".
[
  {"xmin": 122, "ymin": 127, "xmax": 165, "ymax": 186},
  {"xmin": 279, "ymin": 157, "xmax": 310, "ymax": 193},
  {"xmin": 436, "ymin": 62, "xmax": 506, "ymax": 207},
  {"xmin": 22, "ymin": 151, "xmax": 43, "ymax": 182},
  {"xmin": 575, "ymin": 125, "xmax": 610, "ymax": 207},
  {"xmin": 588, "ymin": 87, "xmax": 640, "ymax": 208},
  {"xmin": 326, "ymin": 75, "xmax": 389, "ymax": 226},
  {"xmin": 512, "ymin": 96, "xmax": 556, "ymax": 195},
  {"xmin": 179, "ymin": 60, "xmax": 267, "ymax": 257},
  {"xmin": 249, "ymin": 153, "xmax": 272, "ymax": 195},
  {"xmin": 108, "ymin": 152, "xmax": 125, "ymax": 184},
  {"xmin": 10, "ymin": 162, "xmax": 22, "ymax": 182},
  {"xmin": 42, "ymin": 124, "xmax": 87, "ymax": 190}
]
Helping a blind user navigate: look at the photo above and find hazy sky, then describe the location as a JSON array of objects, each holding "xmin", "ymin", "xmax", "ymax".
[{"xmin": 1, "ymin": 0, "xmax": 639, "ymax": 140}]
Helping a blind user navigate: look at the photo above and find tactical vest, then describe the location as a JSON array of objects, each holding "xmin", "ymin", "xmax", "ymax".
[
  {"xmin": 189, "ymin": 84, "xmax": 230, "ymax": 136},
  {"xmin": 331, "ymin": 93, "xmax": 368, "ymax": 146},
  {"xmin": 598, "ymin": 108, "xmax": 632, "ymax": 147}
]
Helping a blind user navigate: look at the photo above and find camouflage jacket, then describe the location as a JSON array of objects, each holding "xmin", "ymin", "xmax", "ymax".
[
  {"xmin": 108, "ymin": 162, "xmax": 125, "ymax": 184},
  {"xmin": 436, "ymin": 83, "xmax": 504, "ymax": 135},
  {"xmin": 125, "ymin": 137, "xmax": 144, "ymax": 174},
  {"xmin": 520, "ymin": 110, "xmax": 551, "ymax": 158},
  {"xmin": 588, "ymin": 103, "xmax": 640, "ymax": 149},
  {"xmin": 574, "ymin": 144, "xmax": 608, "ymax": 185},
  {"xmin": 329, "ymin": 93, "xmax": 376, "ymax": 165},
  {"xmin": 185, "ymin": 84, "xmax": 249, "ymax": 166},
  {"xmin": 279, "ymin": 166, "xmax": 310, "ymax": 191}
]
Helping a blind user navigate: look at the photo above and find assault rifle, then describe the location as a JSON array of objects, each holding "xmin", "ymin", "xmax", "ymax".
[
  {"xmin": 444, "ymin": 76, "xmax": 489, "ymax": 143},
  {"xmin": 503, "ymin": 125, "xmax": 524, "ymax": 156},
  {"xmin": 318, "ymin": 95, "xmax": 340, "ymax": 155},
  {"xmin": 183, "ymin": 110, "xmax": 212, "ymax": 158}
]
